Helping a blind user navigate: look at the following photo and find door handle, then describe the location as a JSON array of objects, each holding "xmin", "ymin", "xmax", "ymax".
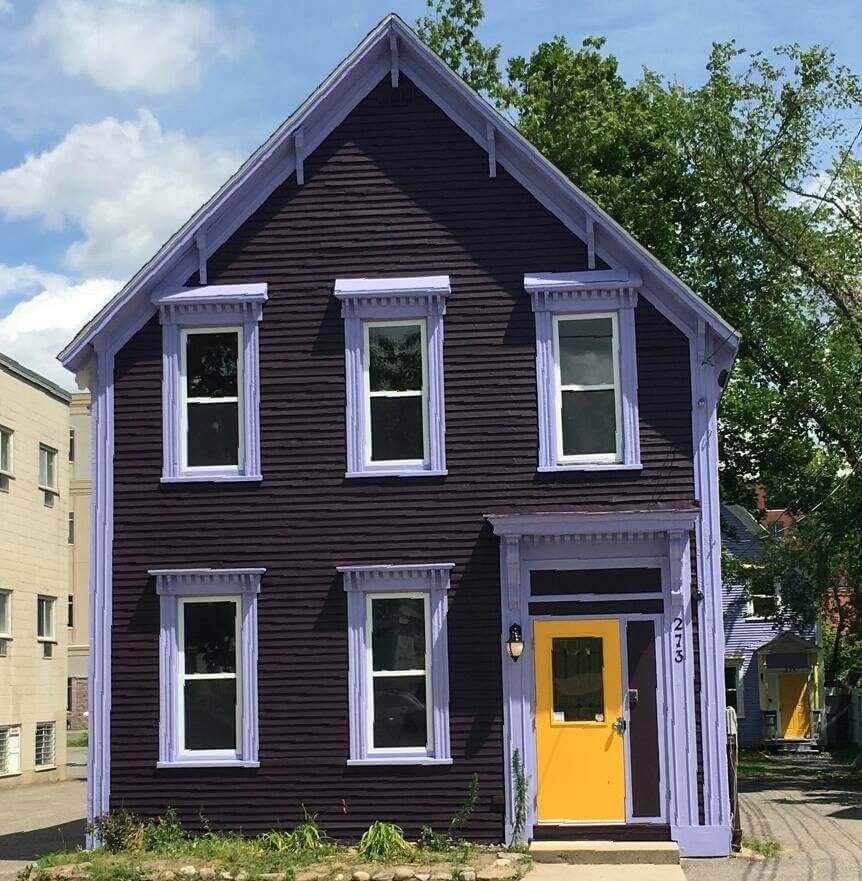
[{"xmin": 612, "ymin": 717, "xmax": 627, "ymax": 735}]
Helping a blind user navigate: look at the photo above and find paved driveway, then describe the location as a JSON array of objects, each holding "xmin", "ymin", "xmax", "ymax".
[{"xmin": 684, "ymin": 756, "xmax": 862, "ymax": 881}]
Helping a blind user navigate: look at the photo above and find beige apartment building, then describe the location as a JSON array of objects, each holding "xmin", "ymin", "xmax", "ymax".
[{"xmin": 1, "ymin": 352, "xmax": 91, "ymax": 786}]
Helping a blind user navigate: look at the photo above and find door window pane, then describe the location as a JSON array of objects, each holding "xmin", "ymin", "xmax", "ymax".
[
  {"xmin": 561, "ymin": 389, "xmax": 616, "ymax": 456},
  {"xmin": 187, "ymin": 402, "xmax": 239, "ymax": 467},
  {"xmin": 371, "ymin": 597, "xmax": 426, "ymax": 671},
  {"xmin": 183, "ymin": 602, "xmax": 236, "ymax": 674},
  {"xmin": 186, "ymin": 333, "xmax": 239, "ymax": 398},
  {"xmin": 370, "ymin": 396, "xmax": 423, "ymax": 461},
  {"xmin": 373, "ymin": 675, "xmax": 427, "ymax": 748},
  {"xmin": 369, "ymin": 325, "xmax": 422, "ymax": 391},
  {"xmin": 558, "ymin": 318, "xmax": 614, "ymax": 386},
  {"xmin": 551, "ymin": 636, "xmax": 604, "ymax": 722},
  {"xmin": 184, "ymin": 678, "xmax": 237, "ymax": 751}
]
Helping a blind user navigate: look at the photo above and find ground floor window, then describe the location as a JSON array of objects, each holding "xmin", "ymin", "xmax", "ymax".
[
  {"xmin": 0, "ymin": 725, "xmax": 21, "ymax": 774},
  {"xmin": 35, "ymin": 721, "xmax": 55, "ymax": 767},
  {"xmin": 724, "ymin": 662, "xmax": 745, "ymax": 718},
  {"xmin": 339, "ymin": 563, "xmax": 453, "ymax": 765},
  {"xmin": 151, "ymin": 567, "xmax": 263, "ymax": 768}
]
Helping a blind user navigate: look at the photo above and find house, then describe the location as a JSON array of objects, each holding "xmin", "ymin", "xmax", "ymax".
[
  {"xmin": 59, "ymin": 15, "xmax": 739, "ymax": 857},
  {"xmin": 721, "ymin": 504, "xmax": 823, "ymax": 749},
  {"xmin": 0, "ymin": 354, "xmax": 87, "ymax": 784}
]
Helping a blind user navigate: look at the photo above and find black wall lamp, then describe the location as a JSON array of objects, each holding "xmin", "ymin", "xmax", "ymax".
[{"xmin": 506, "ymin": 623, "xmax": 524, "ymax": 661}]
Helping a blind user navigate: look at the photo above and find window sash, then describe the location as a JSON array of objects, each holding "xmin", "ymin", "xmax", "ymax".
[
  {"xmin": 39, "ymin": 445, "xmax": 58, "ymax": 491},
  {"xmin": 37, "ymin": 596, "xmax": 55, "ymax": 640},
  {"xmin": 0, "ymin": 428, "xmax": 12, "ymax": 476},
  {"xmin": 552, "ymin": 313, "xmax": 622, "ymax": 463},
  {"xmin": 363, "ymin": 320, "xmax": 429, "ymax": 466},
  {"xmin": 35, "ymin": 722, "xmax": 55, "ymax": 767},
  {"xmin": 180, "ymin": 327, "xmax": 244, "ymax": 472},
  {"xmin": 366, "ymin": 592, "xmax": 433, "ymax": 755},
  {"xmin": 0, "ymin": 591, "xmax": 9, "ymax": 637},
  {"xmin": 1, "ymin": 725, "xmax": 21, "ymax": 774},
  {"xmin": 177, "ymin": 596, "xmax": 241, "ymax": 757}
]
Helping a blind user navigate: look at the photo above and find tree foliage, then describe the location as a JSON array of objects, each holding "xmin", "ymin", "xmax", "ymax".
[{"xmin": 417, "ymin": 1, "xmax": 862, "ymax": 675}]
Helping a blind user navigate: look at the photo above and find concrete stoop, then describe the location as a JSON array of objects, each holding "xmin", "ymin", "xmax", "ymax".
[
  {"xmin": 526, "ymin": 866, "xmax": 687, "ymax": 881},
  {"xmin": 529, "ymin": 841, "xmax": 681, "ymax": 865}
]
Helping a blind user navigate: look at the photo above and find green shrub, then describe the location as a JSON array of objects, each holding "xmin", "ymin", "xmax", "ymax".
[
  {"xmin": 262, "ymin": 811, "xmax": 328, "ymax": 853},
  {"xmin": 418, "ymin": 826, "xmax": 451, "ymax": 852},
  {"xmin": 88, "ymin": 811, "xmax": 145, "ymax": 853},
  {"xmin": 357, "ymin": 821, "xmax": 413, "ymax": 861},
  {"xmin": 143, "ymin": 808, "xmax": 187, "ymax": 852}
]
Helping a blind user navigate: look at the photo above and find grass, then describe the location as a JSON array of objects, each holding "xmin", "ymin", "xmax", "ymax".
[
  {"xmin": 736, "ymin": 746, "xmax": 862, "ymax": 789},
  {"xmin": 741, "ymin": 833, "xmax": 781, "ymax": 858},
  {"xmin": 67, "ymin": 732, "xmax": 88, "ymax": 748}
]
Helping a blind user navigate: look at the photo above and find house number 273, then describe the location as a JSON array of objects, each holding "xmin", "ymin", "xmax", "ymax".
[{"xmin": 673, "ymin": 616, "xmax": 684, "ymax": 663}]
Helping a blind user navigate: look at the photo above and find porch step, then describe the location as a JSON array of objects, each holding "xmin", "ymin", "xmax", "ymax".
[{"xmin": 529, "ymin": 841, "xmax": 680, "ymax": 865}]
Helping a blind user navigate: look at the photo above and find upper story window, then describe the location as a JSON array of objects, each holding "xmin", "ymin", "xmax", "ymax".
[
  {"xmin": 746, "ymin": 581, "xmax": 779, "ymax": 620},
  {"xmin": 526, "ymin": 270, "xmax": 641, "ymax": 472},
  {"xmin": 68, "ymin": 429, "xmax": 75, "ymax": 463},
  {"xmin": 0, "ymin": 589, "xmax": 10, "ymax": 640},
  {"xmin": 339, "ymin": 563, "xmax": 453, "ymax": 765},
  {"xmin": 0, "ymin": 426, "xmax": 12, "ymax": 491},
  {"xmin": 152, "ymin": 567, "xmax": 262, "ymax": 768},
  {"xmin": 335, "ymin": 276, "xmax": 450, "ymax": 478},
  {"xmin": 39, "ymin": 444, "xmax": 58, "ymax": 505},
  {"xmin": 151, "ymin": 284, "xmax": 266, "ymax": 483},
  {"xmin": 37, "ymin": 595, "xmax": 56, "ymax": 657}
]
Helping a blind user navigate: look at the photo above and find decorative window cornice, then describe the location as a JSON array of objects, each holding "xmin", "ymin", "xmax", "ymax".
[
  {"xmin": 527, "ymin": 269, "xmax": 641, "ymax": 472},
  {"xmin": 338, "ymin": 563, "xmax": 454, "ymax": 592},
  {"xmin": 335, "ymin": 276, "xmax": 449, "ymax": 478},
  {"xmin": 152, "ymin": 284, "xmax": 267, "ymax": 325},
  {"xmin": 151, "ymin": 567, "xmax": 265, "ymax": 596}
]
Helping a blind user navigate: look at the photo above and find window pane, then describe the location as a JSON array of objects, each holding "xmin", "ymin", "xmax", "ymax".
[
  {"xmin": 369, "ymin": 324, "xmax": 423, "ymax": 392},
  {"xmin": 186, "ymin": 332, "xmax": 239, "ymax": 398},
  {"xmin": 370, "ymin": 396, "xmax": 423, "ymax": 461},
  {"xmin": 561, "ymin": 389, "xmax": 617, "ymax": 456},
  {"xmin": 0, "ymin": 431, "xmax": 9, "ymax": 472},
  {"xmin": 38, "ymin": 597, "xmax": 52, "ymax": 638},
  {"xmin": 371, "ymin": 597, "xmax": 426, "ymax": 671},
  {"xmin": 46, "ymin": 450, "xmax": 56, "ymax": 488},
  {"xmin": 35, "ymin": 723, "xmax": 55, "ymax": 766},
  {"xmin": 39, "ymin": 448, "xmax": 47, "ymax": 485},
  {"xmin": 551, "ymin": 636, "xmax": 604, "ymax": 722},
  {"xmin": 184, "ymin": 679, "xmax": 236, "ymax": 751},
  {"xmin": 558, "ymin": 318, "xmax": 614, "ymax": 386},
  {"xmin": 187, "ymin": 401, "xmax": 239, "ymax": 467},
  {"xmin": 0, "ymin": 593, "xmax": 7, "ymax": 633},
  {"xmin": 373, "ymin": 675, "xmax": 427, "ymax": 748},
  {"xmin": 183, "ymin": 602, "xmax": 236, "ymax": 674}
]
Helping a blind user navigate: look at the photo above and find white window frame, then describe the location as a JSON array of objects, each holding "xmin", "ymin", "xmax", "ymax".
[
  {"xmin": 363, "ymin": 319, "xmax": 430, "ymax": 470},
  {"xmin": 177, "ymin": 595, "xmax": 242, "ymax": 762},
  {"xmin": 37, "ymin": 595, "xmax": 56, "ymax": 642},
  {"xmin": 552, "ymin": 312, "xmax": 622, "ymax": 465},
  {"xmin": 38, "ymin": 444, "xmax": 58, "ymax": 494},
  {"xmin": 366, "ymin": 591, "xmax": 434, "ymax": 758},
  {"xmin": 35, "ymin": 721, "xmax": 56, "ymax": 769},
  {"xmin": 725, "ymin": 659, "xmax": 746, "ymax": 719},
  {"xmin": 0, "ymin": 589, "xmax": 10, "ymax": 639},
  {"xmin": 0, "ymin": 425, "xmax": 13, "ymax": 479},
  {"xmin": 745, "ymin": 581, "xmax": 781, "ymax": 620},
  {"xmin": 0, "ymin": 725, "xmax": 21, "ymax": 776},
  {"xmin": 179, "ymin": 326, "xmax": 245, "ymax": 476}
]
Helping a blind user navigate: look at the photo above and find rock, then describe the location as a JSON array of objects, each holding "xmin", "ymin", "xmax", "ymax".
[
  {"xmin": 218, "ymin": 873, "xmax": 233, "ymax": 880},
  {"xmin": 415, "ymin": 874, "xmax": 430, "ymax": 881},
  {"xmin": 294, "ymin": 872, "xmax": 315, "ymax": 881},
  {"xmin": 430, "ymin": 872, "xmax": 450, "ymax": 881},
  {"xmin": 259, "ymin": 874, "xmax": 287, "ymax": 881},
  {"xmin": 476, "ymin": 870, "xmax": 513, "ymax": 881},
  {"xmin": 179, "ymin": 868, "xmax": 197, "ymax": 878},
  {"xmin": 235, "ymin": 873, "xmax": 249, "ymax": 881},
  {"xmin": 334, "ymin": 874, "xmax": 345, "ymax": 881},
  {"xmin": 393, "ymin": 868, "xmax": 413, "ymax": 881},
  {"xmin": 199, "ymin": 871, "xmax": 216, "ymax": 880},
  {"xmin": 371, "ymin": 873, "xmax": 393, "ymax": 881},
  {"xmin": 352, "ymin": 873, "xmax": 371, "ymax": 881},
  {"xmin": 158, "ymin": 873, "xmax": 176, "ymax": 881},
  {"xmin": 459, "ymin": 870, "xmax": 476, "ymax": 881}
]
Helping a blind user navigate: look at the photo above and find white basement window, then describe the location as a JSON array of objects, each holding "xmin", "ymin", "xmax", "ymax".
[{"xmin": 0, "ymin": 725, "xmax": 21, "ymax": 775}]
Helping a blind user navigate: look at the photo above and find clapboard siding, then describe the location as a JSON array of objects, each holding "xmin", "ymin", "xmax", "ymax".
[{"xmin": 110, "ymin": 76, "xmax": 698, "ymax": 838}]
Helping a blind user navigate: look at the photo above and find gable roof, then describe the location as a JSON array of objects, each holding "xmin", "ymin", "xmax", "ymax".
[
  {"xmin": 59, "ymin": 13, "xmax": 739, "ymax": 377},
  {"xmin": 721, "ymin": 503, "xmax": 767, "ymax": 563},
  {"xmin": 1, "ymin": 350, "xmax": 71, "ymax": 403}
]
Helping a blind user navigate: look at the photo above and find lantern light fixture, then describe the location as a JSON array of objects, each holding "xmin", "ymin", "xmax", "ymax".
[{"xmin": 506, "ymin": 623, "xmax": 524, "ymax": 662}]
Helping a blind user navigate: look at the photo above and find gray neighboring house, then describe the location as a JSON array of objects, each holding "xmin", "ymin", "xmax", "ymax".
[{"xmin": 721, "ymin": 504, "xmax": 824, "ymax": 748}]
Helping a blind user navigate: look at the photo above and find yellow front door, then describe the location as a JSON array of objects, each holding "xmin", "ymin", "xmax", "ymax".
[
  {"xmin": 779, "ymin": 673, "xmax": 811, "ymax": 738},
  {"xmin": 534, "ymin": 619, "xmax": 625, "ymax": 822}
]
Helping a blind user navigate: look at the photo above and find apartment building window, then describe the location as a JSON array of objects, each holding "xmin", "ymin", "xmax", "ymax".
[
  {"xmin": 67, "ymin": 594, "xmax": 74, "ymax": 628},
  {"xmin": 68, "ymin": 512, "xmax": 75, "ymax": 545},
  {"xmin": 69, "ymin": 428, "xmax": 75, "ymax": 462},
  {"xmin": 0, "ymin": 425, "xmax": 12, "ymax": 492},
  {"xmin": 37, "ymin": 595, "xmax": 55, "ymax": 658},
  {"xmin": 67, "ymin": 678, "xmax": 73, "ymax": 712},
  {"xmin": 0, "ymin": 589, "xmax": 10, "ymax": 657},
  {"xmin": 39, "ymin": 444, "xmax": 58, "ymax": 506},
  {"xmin": 0, "ymin": 726, "xmax": 21, "ymax": 775},
  {"xmin": 35, "ymin": 722, "xmax": 56, "ymax": 768}
]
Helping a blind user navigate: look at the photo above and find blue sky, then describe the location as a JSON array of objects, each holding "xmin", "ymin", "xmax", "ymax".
[{"xmin": 0, "ymin": 0, "xmax": 859, "ymax": 385}]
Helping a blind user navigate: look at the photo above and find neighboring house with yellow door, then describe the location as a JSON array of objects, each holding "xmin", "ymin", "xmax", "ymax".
[{"xmin": 721, "ymin": 504, "xmax": 824, "ymax": 749}]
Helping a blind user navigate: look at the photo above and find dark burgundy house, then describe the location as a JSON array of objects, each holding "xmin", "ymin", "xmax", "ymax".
[{"xmin": 60, "ymin": 15, "xmax": 738, "ymax": 858}]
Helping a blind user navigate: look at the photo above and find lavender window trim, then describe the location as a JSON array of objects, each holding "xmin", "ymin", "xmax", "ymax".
[
  {"xmin": 152, "ymin": 567, "xmax": 264, "ymax": 768},
  {"xmin": 525, "ymin": 270, "xmax": 642, "ymax": 472},
  {"xmin": 338, "ymin": 563, "xmax": 453, "ymax": 766},
  {"xmin": 152, "ymin": 284, "xmax": 267, "ymax": 483},
  {"xmin": 334, "ymin": 276, "xmax": 450, "ymax": 478}
]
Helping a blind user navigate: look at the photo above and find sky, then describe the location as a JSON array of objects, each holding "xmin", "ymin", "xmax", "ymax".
[{"xmin": 0, "ymin": 0, "xmax": 859, "ymax": 387}]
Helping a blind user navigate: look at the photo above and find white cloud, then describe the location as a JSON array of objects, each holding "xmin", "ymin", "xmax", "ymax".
[
  {"xmin": 0, "ymin": 263, "xmax": 68, "ymax": 303},
  {"xmin": 33, "ymin": 0, "xmax": 246, "ymax": 95},
  {"xmin": 0, "ymin": 1, "xmax": 13, "ymax": 14},
  {"xmin": 0, "ymin": 268, "xmax": 119, "ymax": 387},
  {"xmin": 0, "ymin": 109, "xmax": 239, "ymax": 278}
]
